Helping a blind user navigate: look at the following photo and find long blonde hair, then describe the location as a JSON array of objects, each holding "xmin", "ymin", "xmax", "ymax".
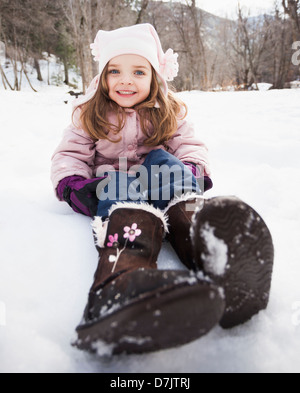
[{"xmin": 74, "ymin": 65, "xmax": 187, "ymax": 147}]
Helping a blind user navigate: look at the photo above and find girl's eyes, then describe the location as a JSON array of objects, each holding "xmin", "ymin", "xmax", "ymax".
[
  {"xmin": 135, "ymin": 70, "xmax": 145, "ymax": 76},
  {"xmin": 108, "ymin": 69, "xmax": 145, "ymax": 76}
]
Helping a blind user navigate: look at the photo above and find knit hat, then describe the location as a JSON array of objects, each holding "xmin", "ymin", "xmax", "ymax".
[{"xmin": 90, "ymin": 23, "xmax": 179, "ymax": 96}]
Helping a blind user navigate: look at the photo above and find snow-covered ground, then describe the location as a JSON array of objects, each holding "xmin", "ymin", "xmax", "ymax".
[{"xmin": 0, "ymin": 82, "xmax": 300, "ymax": 372}]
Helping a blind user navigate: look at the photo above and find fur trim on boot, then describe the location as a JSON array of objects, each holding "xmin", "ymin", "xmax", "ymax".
[{"xmin": 92, "ymin": 202, "xmax": 169, "ymax": 249}]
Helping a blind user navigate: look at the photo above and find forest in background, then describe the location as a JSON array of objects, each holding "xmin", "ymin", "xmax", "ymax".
[{"xmin": 0, "ymin": 0, "xmax": 300, "ymax": 92}]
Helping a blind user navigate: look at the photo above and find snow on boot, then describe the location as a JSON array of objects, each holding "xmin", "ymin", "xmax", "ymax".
[
  {"xmin": 73, "ymin": 202, "xmax": 225, "ymax": 355},
  {"xmin": 191, "ymin": 196, "xmax": 274, "ymax": 329}
]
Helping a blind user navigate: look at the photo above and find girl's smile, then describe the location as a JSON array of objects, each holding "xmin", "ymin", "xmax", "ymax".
[
  {"xmin": 106, "ymin": 54, "xmax": 152, "ymax": 108},
  {"xmin": 117, "ymin": 90, "xmax": 137, "ymax": 96}
]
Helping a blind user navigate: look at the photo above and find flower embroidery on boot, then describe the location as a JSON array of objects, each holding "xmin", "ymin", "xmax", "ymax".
[
  {"xmin": 107, "ymin": 234, "xmax": 119, "ymax": 248},
  {"xmin": 123, "ymin": 223, "xmax": 142, "ymax": 242},
  {"xmin": 107, "ymin": 224, "xmax": 142, "ymax": 273}
]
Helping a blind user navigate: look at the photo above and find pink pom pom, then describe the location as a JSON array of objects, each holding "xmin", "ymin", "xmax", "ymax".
[
  {"xmin": 160, "ymin": 49, "xmax": 179, "ymax": 82},
  {"xmin": 90, "ymin": 39, "xmax": 101, "ymax": 62}
]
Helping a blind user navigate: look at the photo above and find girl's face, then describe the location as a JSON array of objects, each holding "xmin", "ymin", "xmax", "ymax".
[{"xmin": 106, "ymin": 54, "xmax": 152, "ymax": 108}]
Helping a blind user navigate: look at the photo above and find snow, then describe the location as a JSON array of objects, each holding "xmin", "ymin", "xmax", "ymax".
[
  {"xmin": 0, "ymin": 82, "xmax": 300, "ymax": 372},
  {"xmin": 252, "ymin": 83, "xmax": 273, "ymax": 91},
  {"xmin": 200, "ymin": 223, "xmax": 228, "ymax": 276}
]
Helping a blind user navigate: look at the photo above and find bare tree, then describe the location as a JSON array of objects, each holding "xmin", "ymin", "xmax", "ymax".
[
  {"xmin": 135, "ymin": 0, "xmax": 149, "ymax": 24},
  {"xmin": 0, "ymin": 0, "xmax": 31, "ymax": 90},
  {"xmin": 261, "ymin": 6, "xmax": 293, "ymax": 89},
  {"xmin": 60, "ymin": 0, "xmax": 96, "ymax": 92},
  {"xmin": 282, "ymin": 0, "xmax": 300, "ymax": 39},
  {"xmin": 185, "ymin": 0, "xmax": 209, "ymax": 89},
  {"xmin": 229, "ymin": 6, "xmax": 270, "ymax": 89},
  {"xmin": 0, "ymin": 0, "xmax": 65, "ymax": 90},
  {"xmin": 282, "ymin": 0, "xmax": 300, "ymax": 81}
]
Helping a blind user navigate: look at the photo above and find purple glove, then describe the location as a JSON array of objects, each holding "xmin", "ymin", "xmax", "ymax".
[
  {"xmin": 183, "ymin": 162, "xmax": 213, "ymax": 192},
  {"xmin": 57, "ymin": 175, "xmax": 107, "ymax": 217}
]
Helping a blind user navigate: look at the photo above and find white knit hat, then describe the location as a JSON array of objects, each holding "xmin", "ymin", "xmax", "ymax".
[{"xmin": 90, "ymin": 23, "xmax": 179, "ymax": 96}]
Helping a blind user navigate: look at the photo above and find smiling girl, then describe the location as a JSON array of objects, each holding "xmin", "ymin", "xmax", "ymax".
[
  {"xmin": 107, "ymin": 54, "xmax": 152, "ymax": 107},
  {"xmin": 51, "ymin": 24, "xmax": 273, "ymax": 355}
]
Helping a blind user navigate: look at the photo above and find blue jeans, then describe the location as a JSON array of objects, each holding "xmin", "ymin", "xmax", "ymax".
[{"xmin": 96, "ymin": 149, "xmax": 202, "ymax": 218}]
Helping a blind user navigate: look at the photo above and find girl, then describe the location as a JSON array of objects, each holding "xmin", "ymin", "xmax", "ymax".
[{"xmin": 51, "ymin": 24, "xmax": 274, "ymax": 355}]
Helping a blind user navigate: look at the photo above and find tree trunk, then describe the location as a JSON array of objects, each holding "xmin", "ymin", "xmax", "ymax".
[
  {"xmin": 34, "ymin": 57, "xmax": 43, "ymax": 81},
  {"xmin": 0, "ymin": 63, "xmax": 13, "ymax": 89},
  {"xmin": 282, "ymin": 0, "xmax": 300, "ymax": 40},
  {"xmin": 62, "ymin": 0, "xmax": 94, "ymax": 93},
  {"xmin": 63, "ymin": 57, "xmax": 69, "ymax": 85},
  {"xmin": 188, "ymin": 1, "xmax": 208, "ymax": 90},
  {"xmin": 135, "ymin": 0, "xmax": 149, "ymax": 24}
]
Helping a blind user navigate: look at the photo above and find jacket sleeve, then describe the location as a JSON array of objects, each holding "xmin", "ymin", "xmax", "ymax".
[
  {"xmin": 165, "ymin": 117, "xmax": 211, "ymax": 177},
  {"xmin": 51, "ymin": 124, "xmax": 96, "ymax": 200}
]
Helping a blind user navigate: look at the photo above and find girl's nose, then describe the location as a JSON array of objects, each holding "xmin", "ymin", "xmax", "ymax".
[{"xmin": 120, "ymin": 73, "xmax": 133, "ymax": 85}]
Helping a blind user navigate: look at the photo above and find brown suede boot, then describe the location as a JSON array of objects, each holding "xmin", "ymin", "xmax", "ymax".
[
  {"xmin": 166, "ymin": 194, "xmax": 203, "ymax": 270},
  {"xmin": 191, "ymin": 196, "xmax": 274, "ymax": 328},
  {"xmin": 73, "ymin": 202, "xmax": 225, "ymax": 355},
  {"xmin": 166, "ymin": 195, "xmax": 274, "ymax": 329}
]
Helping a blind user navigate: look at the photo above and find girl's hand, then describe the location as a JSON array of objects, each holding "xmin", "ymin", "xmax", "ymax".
[
  {"xmin": 57, "ymin": 176, "xmax": 107, "ymax": 217},
  {"xmin": 183, "ymin": 162, "xmax": 213, "ymax": 192}
]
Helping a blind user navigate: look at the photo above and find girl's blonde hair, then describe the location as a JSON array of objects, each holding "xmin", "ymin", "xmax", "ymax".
[{"xmin": 74, "ymin": 65, "xmax": 187, "ymax": 147}]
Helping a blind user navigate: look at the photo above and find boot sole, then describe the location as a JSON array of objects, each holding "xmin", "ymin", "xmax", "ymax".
[
  {"xmin": 191, "ymin": 196, "xmax": 274, "ymax": 329},
  {"xmin": 74, "ymin": 277, "xmax": 225, "ymax": 355}
]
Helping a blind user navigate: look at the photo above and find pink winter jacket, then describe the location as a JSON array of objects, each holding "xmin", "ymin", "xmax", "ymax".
[{"xmin": 51, "ymin": 80, "xmax": 211, "ymax": 200}]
